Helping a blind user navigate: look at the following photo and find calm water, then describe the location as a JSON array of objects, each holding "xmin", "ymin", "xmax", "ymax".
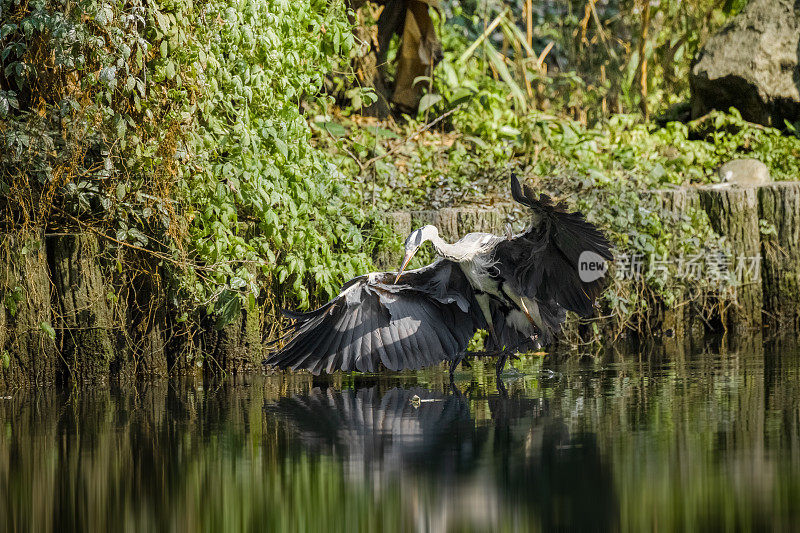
[{"xmin": 2, "ymin": 339, "xmax": 800, "ymax": 532}]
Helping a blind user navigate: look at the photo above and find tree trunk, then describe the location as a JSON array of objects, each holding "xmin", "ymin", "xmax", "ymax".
[
  {"xmin": 48, "ymin": 234, "xmax": 116, "ymax": 383},
  {"xmin": 0, "ymin": 230, "xmax": 56, "ymax": 390}
]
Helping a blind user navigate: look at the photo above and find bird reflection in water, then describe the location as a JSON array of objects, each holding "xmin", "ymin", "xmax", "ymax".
[{"xmin": 264, "ymin": 384, "xmax": 618, "ymax": 531}]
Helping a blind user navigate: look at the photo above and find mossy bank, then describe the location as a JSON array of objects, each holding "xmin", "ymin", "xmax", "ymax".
[{"xmin": 3, "ymin": 181, "xmax": 799, "ymax": 390}]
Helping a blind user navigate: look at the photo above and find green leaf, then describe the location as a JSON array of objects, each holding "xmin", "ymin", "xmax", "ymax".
[
  {"xmin": 483, "ymin": 41, "xmax": 526, "ymax": 111},
  {"xmin": 498, "ymin": 125, "xmax": 521, "ymax": 137},
  {"xmin": 39, "ymin": 322, "xmax": 55, "ymax": 340},
  {"xmin": 214, "ymin": 290, "xmax": 242, "ymax": 330},
  {"xmin": 418, "ymin": 93, "xmax": 442, "ymax": 114},
  {"xmin": 367, "ymin": 126, "xmax": 399, "ymax": 139},
  {"xmin": 4, "ymin": 286, "xmax": 23, "ymax": 317},
  {"xmin": 274, "ymin": 138, "xmax": 288, "ymax": 158},
  {"xmin": 318, "ymin": 121, "xmax": 347, "ymax": 137}
]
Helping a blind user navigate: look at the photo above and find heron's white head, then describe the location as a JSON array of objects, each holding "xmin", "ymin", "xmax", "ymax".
[{"xmin": 395, "ymin": 225, "xmax": 438, "ymax": 283}]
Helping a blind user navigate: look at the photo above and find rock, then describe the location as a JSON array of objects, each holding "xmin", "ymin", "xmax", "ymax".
[
  {"xmin": 718, "ymin": 159, "xmax": 771, "ymax": 186},
  {"xmin": 690, "ymin": 0, "xmax": 800, "ymax": 127}
]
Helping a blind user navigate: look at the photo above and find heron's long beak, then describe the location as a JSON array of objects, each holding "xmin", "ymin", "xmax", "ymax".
[{"xmin": 394, "ymin": 248, "xmax": 418, "ymax": 284}]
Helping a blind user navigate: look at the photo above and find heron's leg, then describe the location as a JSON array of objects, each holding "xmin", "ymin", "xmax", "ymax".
[
  {"xmin": 518, "ymin": 298, "xmax": 537, "ymax": 327},
  {"xmin": 450, "ymin": 379, "xmax": 463, "ymax": 397},
  {"xmin": 495, "ymin": 351, "xmax": 508, "ymax": 377},
  {"xmin": 496, "ymin": 371, "xmax": 508, "ymax": 396},
  {"xmin": 449, "ymin": 352, "xmax": 465, "ymax": 383},
  {"xmin": 476, "ymin": 293, "xmax": 502, "ymax": 347}
]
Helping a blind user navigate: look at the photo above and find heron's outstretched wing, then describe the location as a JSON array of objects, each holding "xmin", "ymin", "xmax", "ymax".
[
  {"xmin": 494, "ymin": 175, "xmax": 613, "ymax": 318},
  {"xmin": 266, "ymin": 260, "xmax": 484, "ymax": 374}
]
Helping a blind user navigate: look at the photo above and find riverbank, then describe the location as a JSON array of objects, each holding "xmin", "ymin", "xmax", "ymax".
[{"xmin": 2, "ymin": 181, "xmax": 798, "ymax": 390}]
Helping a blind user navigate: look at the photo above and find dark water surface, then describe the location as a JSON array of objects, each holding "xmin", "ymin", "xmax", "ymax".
[{"xmin": 2, "ymin": 341, "xmax": 800, "ymax": 532}]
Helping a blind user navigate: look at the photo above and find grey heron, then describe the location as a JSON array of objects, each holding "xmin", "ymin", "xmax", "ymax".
[{"xmin": 266, "ymin": 174, "xmax": 612, "ymax": 378}]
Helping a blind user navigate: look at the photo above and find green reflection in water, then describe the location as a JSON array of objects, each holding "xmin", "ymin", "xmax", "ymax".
[{"xmin": 1, "ymin": 339, "xmax": 800, "ymax": 532}]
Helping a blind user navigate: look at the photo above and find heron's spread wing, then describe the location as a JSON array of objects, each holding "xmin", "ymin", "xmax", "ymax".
[
  {"xmin": 267, "ymin": 260, "xmax": 484, "ymax": 374},
  {"xmin": 495, "ymin": 175, "xmax": 613, "ymax": 318}
]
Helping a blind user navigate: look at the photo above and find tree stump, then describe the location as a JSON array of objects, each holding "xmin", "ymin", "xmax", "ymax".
[
  {"xmin": 373, "ymin": 211, "xmax": 411, "ymax": 270},
  {"xmin": 758, "ymin": 182, "xmax": 800, "ymax": 327},
  {"xmin": 120, "ymin": 267, "xmax": 170, "ymax": 378},
  {"xmin": 203, "ymin": 277, "xmax": 264, "ymax": 375},
  {"xmin": 410, "ymin": 208, "xmax": 460, "ymax": 241},
  {"xmin": 0, "ymin": 230, "xmax": 56, "ymax": 389},
  {"xmin": 698, "ymin": 185, "xmax": 763, "ymax": 332},
  {"xmin": 654, "ymin": 188, "xmax": 707, "ymax": 345},
  {"xmin": 457, "ymin": 208, "xmax": 506, "ymax": 235}
]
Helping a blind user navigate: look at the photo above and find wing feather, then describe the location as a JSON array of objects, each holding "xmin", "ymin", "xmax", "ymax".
[
  {"xmin": 267, "ymin": 261, "xmax": 483, "ymax": 374},
  {"xmin": 370, "ymin": 304, "xmax": 389, "ymax": 368},
  {"xmin": 313, "ymin": 311, "xmax": 352, "ymax": 374},
  {"xmin": 325, "ymin": 309, "xmax": 357, "ymax": 374},
  {"xmin": 382, "ymin": 307, "xmax": 407, "ymax": 371},
  {"xmin": 391, "ymin": 302, "xmax": 416, "ymax": 370},
  {"xmin": 283, "ymin": 310, "xmax": 336, "ymax": 370},
  {"xmin": 415, "ymin": 302, "xmax": 451, "ymax": 364},
  {"xmin": 376, "ymin": 324, "xmax": 398, "ymax": 371},
  {"xmin": 356, "ymin": 305, "xmax": 373, "ymax": 372},
  {"xmin": 397, "ymin": 300, "xmax": 425, "ymax": 368},
  {"xmin": 496, "ymin": 174, "xmax": 613, "ymax": 318}
]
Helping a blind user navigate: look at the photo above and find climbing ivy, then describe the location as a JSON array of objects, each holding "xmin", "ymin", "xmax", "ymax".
[{"xmin": 0, "ymin": 0, "xmax": 375, "ymax": 323}]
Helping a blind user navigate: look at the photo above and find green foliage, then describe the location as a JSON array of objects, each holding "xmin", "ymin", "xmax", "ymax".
[
  {"xmin": 214, "ymin": 289, "xmax": 242, "ymax": 330},
  {"xmin": 39, "ymin": 321, "xmax": 55, "ymax": 340},
  {"xmin": 443, "ymin": 0, "xmax": 738, "ymax": 119},
  {"xmin": 0, "ymin": 0, "xmax": 377, "ymax": 323},
  {"xmin": 319, "ymin": 10, "xmax": 800, "ymax": 330},
  {"xmin": 3, "ymin": 286, "xmax": 23, "ymax": 318}
]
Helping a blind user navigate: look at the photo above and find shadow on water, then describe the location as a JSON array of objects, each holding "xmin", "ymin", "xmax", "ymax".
[{"xmin": 1, "ymin": 337, "xmax": 800, "ymax": 531}]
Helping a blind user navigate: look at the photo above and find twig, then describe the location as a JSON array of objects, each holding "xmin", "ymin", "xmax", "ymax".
[
  {"xmin": 338, "ymin": 140, "xmax": 365, "ymax": 172},
  {"xmin": 525, "ymin": 0, "xmax": 533, "ymax": 50},
  {"xmin": 361, "ymin": 105, "xmax": 463, "ymax": 169},
  {"xmin": 689, "ymin": 111, "xmax": 769, "ymax": 131},
  {"xmin": 51, "ymin": 205, "xmax": 212, "ymax": 283}
]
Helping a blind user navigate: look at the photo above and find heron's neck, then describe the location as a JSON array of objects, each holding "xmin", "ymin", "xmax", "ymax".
[{"xmin": 429, "ymin": 234, "xmax": 462, "ymax": 260}]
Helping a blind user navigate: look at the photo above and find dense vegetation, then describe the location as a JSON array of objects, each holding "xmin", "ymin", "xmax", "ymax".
[
  {"xmin": 2, "ymin": 0, "xmax": 800, "ymax": 342},
  {"xmin": 317, "ymin": 0, "xmax": 800, "ymax": 335},
  {"xmin": 0, "ymin": 0, "xmax": 376, "ymax": 333}
]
